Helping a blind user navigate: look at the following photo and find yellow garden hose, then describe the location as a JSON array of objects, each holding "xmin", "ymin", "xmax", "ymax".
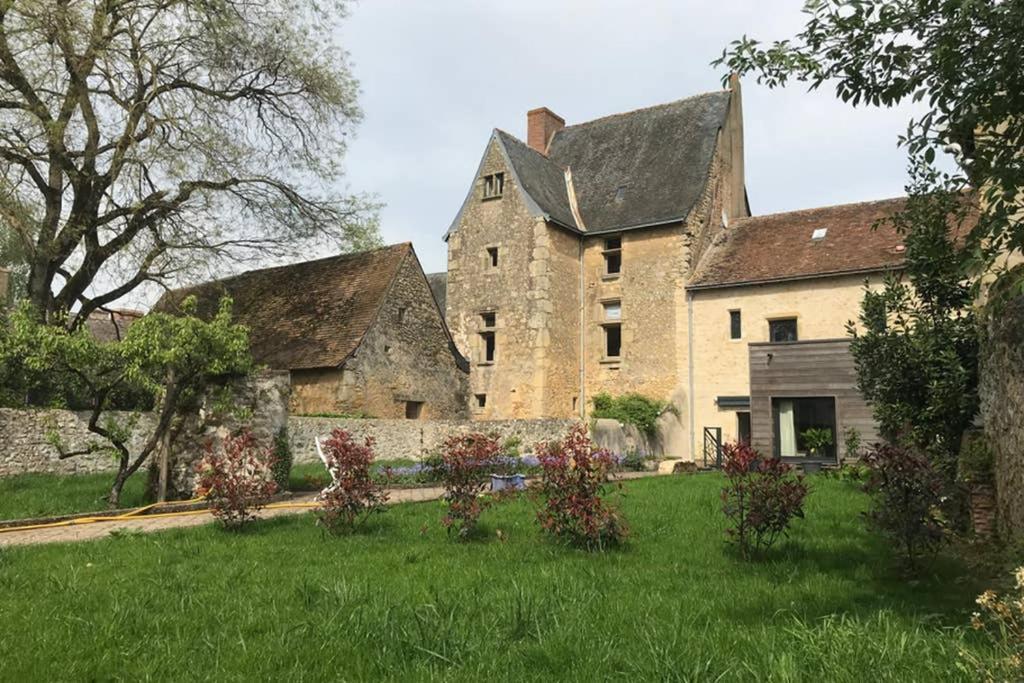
[{"xmin": 0, "ymin": 498, "xmax": 323, "ymax": 535}]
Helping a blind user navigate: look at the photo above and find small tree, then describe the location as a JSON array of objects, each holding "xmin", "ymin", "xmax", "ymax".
[
  {"xmin": 862, "ymin": 442, "xmax": 946, "ymax": 571},
  {"xmin": 10, "ymin": 296, "xmax": 251, "ymax": 507},
  {"xmin": 721, "ymin": 441, "xmax": 808, "ymax": 559},
  {"xmin": 439, "ymin": 433, "xmax": 499, "ymax": 539},
  {"xmin": 847, "ymin": 169, "xmax": 979, "ymax": 479},
  {"xmin": 194, "ymin": 430, "xmax": 278, "ymax": 530},
  {"xmin": 315, "ymin": 429, "xmax": 389, "ymax": 534},
  {"xmin": 534, "ymin": 424, "xmax": 627, "ymax": 550}
]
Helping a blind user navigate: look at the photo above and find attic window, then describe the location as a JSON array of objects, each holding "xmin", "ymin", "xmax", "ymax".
[
  {"xmin": 483, "ymin": 172, "xmax": 504, "ymax": 199},
  {"xmin": 811, "ymin": 227, "xmax": 828, "ymax": 241}
]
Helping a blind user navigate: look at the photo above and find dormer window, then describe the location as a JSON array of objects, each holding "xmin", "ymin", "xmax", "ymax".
[{"xmin": 483, "ymin": 172, "xmax": 504, "ymax": 199}]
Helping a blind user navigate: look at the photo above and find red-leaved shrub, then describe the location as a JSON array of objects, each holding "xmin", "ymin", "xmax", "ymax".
[
  {"xmin": 440, "ymin": 432, "xmax": 500, "ymax": 538},
  {"xmin": 194, "ymin": 430, "xmax": 278, "ymax": 529},
  {"xmin": 862, "ymin": 442, "xmax": 946, "ymax": 570},
  {"xmin": 721, "ymin": 441, "xmax": 808, "ymax": 558},
  {"xmin": 534, "ymin": 424, "xmax": 627, "ymax": 550},
  {"xmin": 316, "ymin": 429, "xmax": 390, "ymax": 534}
]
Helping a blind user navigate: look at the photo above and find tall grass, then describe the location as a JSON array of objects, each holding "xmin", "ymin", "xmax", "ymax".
[{"xmin": 0, "ymin": 476, "xmax": 991, "ymax": 680}]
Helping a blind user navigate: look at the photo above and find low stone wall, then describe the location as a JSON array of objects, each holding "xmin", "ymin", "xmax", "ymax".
[
  {"xmin": 287, "ymin": 417, "xmax": 578, "ymax": 462},
  {"xmin": 0, "ymin": 409, "xmax": 153, "ymax": 477},
  {"xmin": 980, "ymin": 293, "xmax": 1024, "ymax": 542}
]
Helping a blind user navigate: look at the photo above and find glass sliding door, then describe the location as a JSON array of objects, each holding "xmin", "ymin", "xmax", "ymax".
[{"xmin": 771, "ymin": 397, "xmax": 837, "ymax": 461}]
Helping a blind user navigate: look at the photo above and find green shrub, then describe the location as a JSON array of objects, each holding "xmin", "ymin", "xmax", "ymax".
[
  {"xmin": 957, "ymin": 433, "xmax": 994, "ymax": 487},
  {"xmin": 591, "ymin": 392, "xmax": 672, "ymax": 434},
  {"xmin": 271, "ymin": 428, "xmax": 293, "ymax": 491},
  {"xmin": 842, "ymin": 427, "xmax": 863, "ymax": 461}
]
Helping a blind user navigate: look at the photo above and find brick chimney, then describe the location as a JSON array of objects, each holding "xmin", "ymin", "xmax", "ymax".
[{"xmin": 527, "ymin": 107, "xmax": 565, "ymax": 155}]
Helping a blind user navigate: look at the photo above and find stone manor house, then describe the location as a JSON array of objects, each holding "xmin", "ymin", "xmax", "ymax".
[
  {"xmin": 157, "ymin": 77, "xmax": 922, "ymax": 464},
  {"xmin": 441, "ymin": 76, "xmax": 908, "ymax": 463}
]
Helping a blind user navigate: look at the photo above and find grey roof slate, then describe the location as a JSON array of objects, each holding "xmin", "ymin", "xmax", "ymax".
[
  {"xmin": 494, "ymin": 130, "xmax": 578, "ymax": 229},
  {"xmin": 546, "ymin": 91, "xmax": 731, "ymax": 232},
  {"xmin": 425, "ymin": 272, "xmax": 447, "ymax": 315}
]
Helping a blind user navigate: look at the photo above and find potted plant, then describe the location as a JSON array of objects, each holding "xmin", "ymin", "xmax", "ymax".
[
  {"xmin": 958, "ymin": 433, "xmax": 996, "ymax": 538},
  {"xmin": 489, "ymin": 454, "xmax": 526, "ymax": 492},
  {"xmin": 800, "ymin": 427, "xmax": 833, "ymax": 474}
]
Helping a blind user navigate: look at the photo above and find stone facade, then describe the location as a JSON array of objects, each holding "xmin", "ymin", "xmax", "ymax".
[
  {"xmin": 446, "ymin": 140, "xmax": 551, "ymax": 419},
  {"xmin": 980, "ymin": 294, "xmax": 1024, "ymax": 542},
  {"xmin": 688, "ymin": 273, "xmax": 884, "ymax": 452},
  {"xmin": 446, "ymin": 125, "xmax": 740, "ymax": 456},
  {"xmin": 291, "ymin": 252, "xmax": 469, "ymax": 419}
]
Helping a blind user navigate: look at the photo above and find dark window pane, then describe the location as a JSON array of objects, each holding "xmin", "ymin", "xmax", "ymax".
[
  {"xmin": 405, "ymin": 401, "xmax": 423, "ymax": 420},
  {"xmin": 730, "ymin": 310, "xmax": 742, "ymax": 339},
  {"xmin": 475, "ymin": 394, "xmax": 486, "ymax": 408},
  {"xmin": 487, "ymin": 247, "xmax": 498, "ymax": 267},
  {"xmin": 605, "ymin": 324, "xmax": 621, "ymax": 358},
  {"xmin": 737, "ymin": 411, "xmax": 751, "ymax": 444},
  {"xmin": 481, "ymin": 312, "xmax": 496, "ymax": 328},
  {"xmin": 604, "ymin": 237, "xmax": 621, "ymax": 250},
  {"xmin": 481, "ymin": 331, "xmax": 495, "ymax": 362},
  {"xmin": 771, "ymin": 397, "xmax": 836, "ymax": 460},
  {"xmin": 605, "ymin": 251, "xmax": 622, "ymax": 274},
  {"xmin": 769, "ymin": 318, "xmax": 798, "ymax": 342}
]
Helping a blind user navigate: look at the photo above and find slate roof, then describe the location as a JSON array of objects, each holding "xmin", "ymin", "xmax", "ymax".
[
  {"xmin": 458, "ymin": 91, "xmax": 732, "ymax": 237},
  {"xmin": 546, "ymin": 92, "xmax": 732, "ymax": 232},
  {"xmin": 494, "ymin": 130, "xmax": 578, "ymax": 228},
  {"xmin": 688, "ymin": 197, "xmax": 913, "ymax": 289},
  {"xmin": 154, "ymin": 243, "xmax": 412, "ymax": 370},
  {"xmin": 425, "ymin": 272, "xmax": 447, "ymax": 316}
]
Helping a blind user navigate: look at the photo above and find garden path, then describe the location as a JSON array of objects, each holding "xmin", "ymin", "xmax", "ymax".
[{"xmin": 0, "ymin": 472, "xmax": 657, "ymax": 547}]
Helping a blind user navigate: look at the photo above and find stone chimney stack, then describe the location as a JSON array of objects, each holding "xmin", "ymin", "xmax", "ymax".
[{"xmin": 527, "ymin": 107, "xmax": 565, "ymax": 155}]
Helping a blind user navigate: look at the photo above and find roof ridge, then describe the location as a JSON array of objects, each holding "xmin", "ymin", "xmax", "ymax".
[
  {"xmin": 733, "ymin": 196, "xmax": 908, "ymax": 225},
  {"xmin": 170, "ymin": 242, "xmax": 409, "ymax": 293},
  {"xmin": 556, "ymin": 89, "xmax": 730, "ymax": 133},
  {"xmin": 494, "ymin": 128, "xmax": 567, "ymax": 168}
]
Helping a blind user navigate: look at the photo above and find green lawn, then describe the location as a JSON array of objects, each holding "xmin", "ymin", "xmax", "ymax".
[
  {"xmin": 0, "ymin": 470, "xmax": 149, "ymax": 520},
  {"xmin": 0, "ymin": 475, "xmax": 991, "ymax": 681}
]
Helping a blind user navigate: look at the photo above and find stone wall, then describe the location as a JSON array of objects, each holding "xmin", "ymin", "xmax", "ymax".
[
  {"xmin": 287, "ymin": 416, "xmax": 580, "ymax": 463},
  {"xmin": 980, "ymin": 294, "xmax": 1024, "ymax": 542},
  {"xmin": 0, "ymin": 371, "xmax": 290, "ymax": 503},
  {"xmin": 0, "ymin": 409, "xmax": 153, "ymax": 476},
  {"xmin": 161, "ymin": 371, "xmax": 291, "ymax": 498}
]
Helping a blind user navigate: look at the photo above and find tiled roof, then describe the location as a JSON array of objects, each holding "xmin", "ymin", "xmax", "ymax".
[
  {"xmin": 688, "ymin": 197, "xmax": 913, "ymax": 289},
  {"xmin": 154, "ymin": 243, "xmax": 411, "ymax": 370}
]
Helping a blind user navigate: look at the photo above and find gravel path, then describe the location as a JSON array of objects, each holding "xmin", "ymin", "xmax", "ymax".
[{"xmin": 0, "ymin": 471, "xmax": 660, "ymax": 547}]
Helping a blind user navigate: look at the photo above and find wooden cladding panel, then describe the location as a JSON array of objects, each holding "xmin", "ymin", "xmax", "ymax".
[{"xmin": 748, "ymin": 339, "xmax": 879, "ymax": 461}]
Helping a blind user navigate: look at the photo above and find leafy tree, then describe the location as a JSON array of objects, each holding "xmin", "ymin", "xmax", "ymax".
[
  {"xmin": 0, "ymin": 0, "xmax": 379, "ymax": 326},
  {"xmin": 11, "ymin": 296, "xmax": 251, "ymax": 506},
  {"xmin": 846, "ymin": 165, "xmax": 979, "ymax": 475},
  {"xmin": 714, "ymin": 0, "xmax": 1023, "ymax": 275}
]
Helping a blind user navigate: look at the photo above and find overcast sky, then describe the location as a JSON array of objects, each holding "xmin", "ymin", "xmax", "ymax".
[{"xmin": 334, "ymin": 0, "xmax": 924, "ymax": 277}]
